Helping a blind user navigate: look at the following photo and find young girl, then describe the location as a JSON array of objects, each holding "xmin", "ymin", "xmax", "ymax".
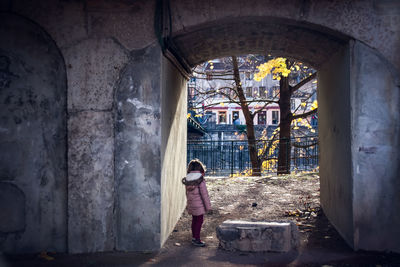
[{"xmin": 182, "ymin": 159, "xmax": 211, "ymax": 247}]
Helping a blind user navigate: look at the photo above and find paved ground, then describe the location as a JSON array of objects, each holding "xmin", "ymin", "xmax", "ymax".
[
  {"xmin": 3, "ymin": 175, "xmax": 400, "ymax": 267},
  {"xmin": 4, "ymin": 229, "xmax": 400, "ymax": 267}
]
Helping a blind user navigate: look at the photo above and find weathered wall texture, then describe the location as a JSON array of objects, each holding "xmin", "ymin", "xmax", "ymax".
[
  {"xmin": 160, "ymin": 58, "xmax": 187, "ymax": 246},
  {"xmin": 65, "ymin": 36, "xmax": 129, "ymax": 253},
  {"xmin": 350, "ymin": 41, "xmax": 400, "ymax": 252},
  {"xmin": 68, "ymin": 111, "xmax": 115, "ymax": 253},
  {"xmin": 9, "ymin": 0, "xmax": 156, "ymax": 52},
  {"xmin": 0, "ymin": 13, "xmax": 67, "ymax": 253},
  {"xmin": 172, "ymin": 19, "xmax": 347, "ymax": 69},
  {"xmin": 318, "ymin": 45, "xmax": 354, "ymax": 246},
  {"xmin": 319, "ymin": 40, "xmax": 400, "ymax": 253},
  {"xmin": 0, "ymin": 0, "xmax": 399, "ymax": 254},
  {"xmin": 115, "ymin": 44, "xmax": 162, "ymax": 251},
  {"xmin": 64, "ymin": 38, "xmax": 129, "ymax": 111},
  {"xmin": 169, "ymin": 0, "xmax": 400, "ymax": 74}
]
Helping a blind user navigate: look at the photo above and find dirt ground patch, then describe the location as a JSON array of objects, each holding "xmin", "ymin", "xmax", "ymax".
[
  {"xmin": 168, "ymin": 173, "xmax": 325, "ymax": 249},
  {"xmin": 157, "ymin": 173, "xmax": 400, "ymax": 266}
]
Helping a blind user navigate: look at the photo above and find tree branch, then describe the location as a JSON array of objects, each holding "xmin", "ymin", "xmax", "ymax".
[
  {"xmin": 292, "ymin": 108, "xmax": 318, "ymax": 120},
  {"xmin": 253, "ymin": 101, "xmax": 275, "ymax": 116},
  {"xmin": 292, "ymin": 142, "xmax": 318, "ymax": 149},
  {"xmin": 290, "ymin": 72, "xmax": 317, "ymax": 93}
]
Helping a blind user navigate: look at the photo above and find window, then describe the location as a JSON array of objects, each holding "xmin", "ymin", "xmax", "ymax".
[
  {"xmin": 246, "ymin": 87, "xmax": 252, "ymax": 98},
  {"xmin": 291, "ymin": 99, "xmax": 296, "ymax": 110},
  {"xmin": 258, "ymin": 111, "xmax": 266, "ymax": 125},
  {"xmin": 232, "ymin": 111, "xmax": 239, "ymax": 125},
  {"xmin": 245, "ymin": 72, "xmax": 253, "ymax": 80},
  {"xmin": 272, "ymin": 86, "xmax": 280, "ymax": 98},
  {"xmin": 272, "ymin": 111, "xmax": 279, "ymax": 125},
  {"xmin": 267, "ymin": 88, "xmax": 273, "ymax": 98},
  {"xmin": 253, "ymin": 87, "xmax": 259, "ymax": 97},
  {"xmin": 208, "ymin": 111, "xmax": 216, "ymax": 123},
  {"xmin": 218, "ymin": 111, "xmax": 227, "ymax": 124},
  {"xmin": 259, "ymin": 86, "xmax": 266, "ymax": 98},
  {"xmin": 206, "ymin": 72, "xmax": 212, "ymax": 81},
  {"xmin": 230, "ymin": 89, "xmax": 238, "ymax": 100},
  {"xmin": 188, "ymin": 86, "xmax": 195, "ymax": 100}
]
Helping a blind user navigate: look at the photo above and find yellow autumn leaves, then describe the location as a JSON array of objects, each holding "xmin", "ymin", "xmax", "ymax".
[
  {"xmin": 291, "ymin": 117, "xmax": 316, "ymax": 133},
  {"xmin": 187, "ymin": 113, "xmax": 203, "ymax": 118},
  {"xmin": 299, "ymin": 100, "xmax": 318, "ymax": 110},
  {"xmin": 311, "ymin": 100, "xmax": 318, "ymax": 110},
  {"xmin": 254, "ymin": 57, "xmax": 291, "ymax": 81}
]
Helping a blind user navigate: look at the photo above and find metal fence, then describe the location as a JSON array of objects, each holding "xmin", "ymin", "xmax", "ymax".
[{"xmin": 187, "ymin": 136, "xmax": 319, "ymax": 176}]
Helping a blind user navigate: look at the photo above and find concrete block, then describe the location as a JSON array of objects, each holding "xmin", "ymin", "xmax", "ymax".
[
  {"xmin": 87, "ymin": 0, "xmax": 155, "ymax": 50},
  {"xmin": 216, "ymin": 220, "xmax": 299, "ymax": 252},
  {"xmin": 68, "ymin": 111, "xmax": 114, "ymax": 253},
  {"xmin": 64, "ymin": 38, "xmax": 129, "ymax": 111}
]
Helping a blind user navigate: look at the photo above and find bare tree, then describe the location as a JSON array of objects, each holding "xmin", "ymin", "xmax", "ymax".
[{"xmin": 190, "ymin": 56, "xmax": 317, "ymax": 175}]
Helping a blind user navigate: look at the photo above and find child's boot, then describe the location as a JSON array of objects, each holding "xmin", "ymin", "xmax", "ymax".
[{"xmin": 192, "ymin": 239, "xmax": 205, "ymax": 247}]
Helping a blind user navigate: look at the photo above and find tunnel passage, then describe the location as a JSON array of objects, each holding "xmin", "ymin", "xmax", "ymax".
[
  {"xmin": 156, "ymin": 17, "xmax": 400, "ymax": 253},
  {"xmin": 115, "ymin": 13, "xmax": 400, "ymax": 253},
  {"xmin": 0, "ymin": 0, "xmax": 398, "ymax": 255}
]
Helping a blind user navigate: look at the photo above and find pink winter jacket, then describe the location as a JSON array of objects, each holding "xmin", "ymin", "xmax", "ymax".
[{"xmin": 182, "ymin": 171, "xmax": 211, "ymax": 216}]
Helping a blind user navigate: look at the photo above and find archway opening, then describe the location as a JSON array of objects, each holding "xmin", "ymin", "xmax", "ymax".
[
  {"xmin": 187, "ymin": 55, "xmax": 318, "ymax": 176},
  {"xmin": 173, "ymin": 54, "xmax": 328, "ymax": 252},
  {"xmin": 158, "ymin": 17, "xmax": 355, "ymax": 250}
]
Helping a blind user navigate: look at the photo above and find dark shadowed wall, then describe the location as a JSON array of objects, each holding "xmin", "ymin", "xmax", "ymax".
[{"xmin": 0, "ymin": 13, "xmax": 67, "ymax": 253}]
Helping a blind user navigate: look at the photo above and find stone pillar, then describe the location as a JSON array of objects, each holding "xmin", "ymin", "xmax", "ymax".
[
  {"xmin": 319, "ymin": 40, "xmax": 400, "ymax": 253},
  {"xmin": 115, "ymin": 43, "xmax": 163, "ymax": 251},
  {"xmin": 0, "ymin": 13, "xmax": 67, "ymax": 253},
  {"xmin": 115, "ymin": 43, "xmax": 187, "ymax": 251},
  {"xmin": 318, "ymin": 44, "xmax": 354, "ymax": 245},
  {"xmin": 65, "ymin": 38, "xmax": 129, "ymax": 253},
  {"xmin": 350, "ymin": 41, "xmax": 400, "ymax": 253}
]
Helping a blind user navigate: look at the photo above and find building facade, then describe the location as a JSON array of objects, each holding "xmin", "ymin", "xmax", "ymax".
[{"xmin": 188, "ymin": 58, "xmax": 317, "ymax": 140}]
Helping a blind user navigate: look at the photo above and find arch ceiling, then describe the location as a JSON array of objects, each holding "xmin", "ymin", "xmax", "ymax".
[{"xmin": 171, "ymin": 17, "xmax": 350, "ymax": 69}]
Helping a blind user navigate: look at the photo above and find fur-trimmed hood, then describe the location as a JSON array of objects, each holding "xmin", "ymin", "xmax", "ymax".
[{"xmin": 182, "ymin": 171, "xmax": 204, "ymax": 186}]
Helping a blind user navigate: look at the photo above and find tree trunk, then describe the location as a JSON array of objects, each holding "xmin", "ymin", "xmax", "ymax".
[
  {"xmin": 231, "ymin": 56, "xmax": 261, "ymax": 176},
  {"xmin": 278, "ymin": 75, "xmax": 292, "ymax": 174}
]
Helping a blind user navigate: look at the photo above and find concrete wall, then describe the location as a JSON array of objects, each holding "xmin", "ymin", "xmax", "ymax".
[
  {"xmin": 318, "ymin": 45, "xmax": 354, "ymax": 246},
  {"xmin": 170, "ymin": 0, "xmax": 400, "ymax": 73},
  {"xmin": 350, "ymin": 41, "xmax": 400, "ymax": 252},
  {"xmin": 160, "ymin": 58, "xmax": 187, "ymax": 246},
  {"xmin": 115, "ymin": 43, "xmax": 162, "ymax": 251},
  {"xmin": 66, "ymin": 37, "xmax": 129, "ymax": 253},
  {"xmin": 319, "ymin": 40, "xmax": 400, "ymax": 253},
  {"xmin": 0, "ymin": 13, "xmax": 67, "ymax": 253},
  {"xmin": 0, "ymin": 0, "xmax": 399, "ymax": 254}
]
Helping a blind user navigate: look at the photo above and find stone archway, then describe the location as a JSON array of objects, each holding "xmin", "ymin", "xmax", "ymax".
[
  {"xmin": 154, "ymin": 14, "xmax": 400, "ymax": 253},
  {"xmin": 1, "ymin": 0, "xmax": 398, "ymax": 255},
  {"xmin": 0, "ymin": 13, "xmax": 67, "ymax": 253}
]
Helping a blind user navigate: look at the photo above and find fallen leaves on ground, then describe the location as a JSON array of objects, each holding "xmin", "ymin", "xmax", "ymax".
[
  {"xmin": 168, "ymin": 173, "xmax": 320, "ymax": 248},
  {"xmin": 38, "ymin": 252, "xmax": 54, "ymax": 261}
]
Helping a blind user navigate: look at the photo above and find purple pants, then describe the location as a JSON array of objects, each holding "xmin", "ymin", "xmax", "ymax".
[{"xmin": 191, "ymin": 215, "xmax": 204, "ymax": 240}]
